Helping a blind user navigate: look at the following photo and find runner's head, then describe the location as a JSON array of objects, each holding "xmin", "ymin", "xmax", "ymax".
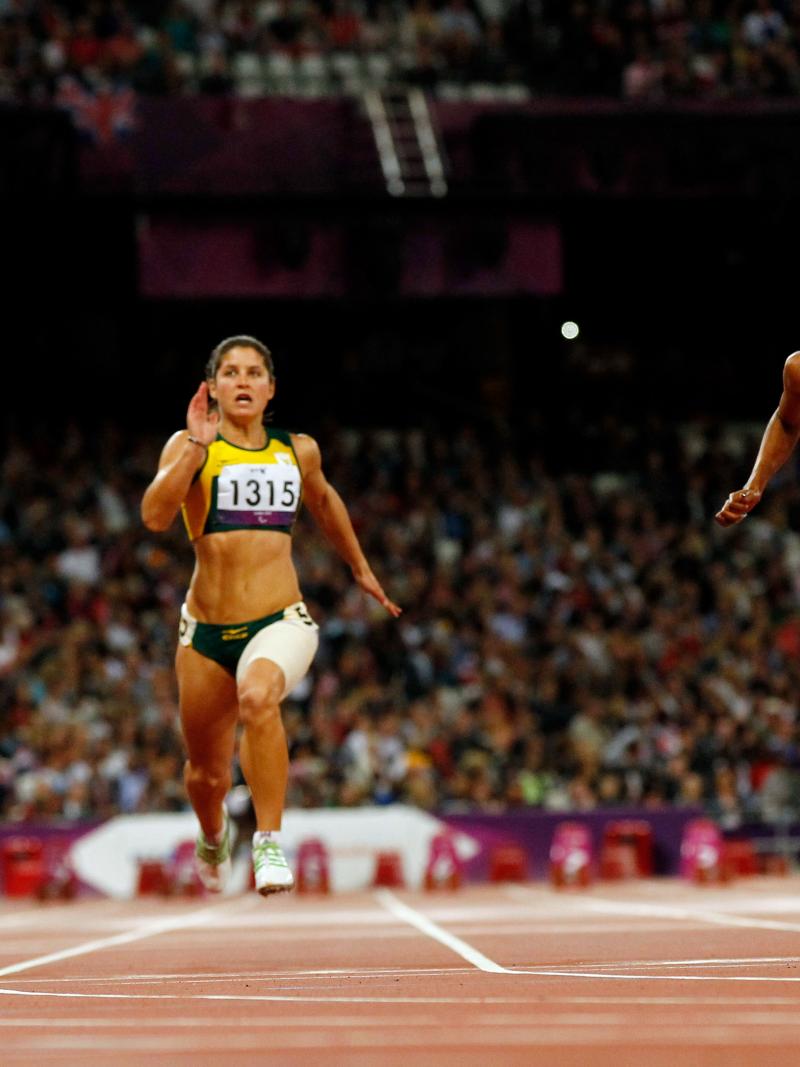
[{"xmin": 207, "ymin": 335, "xmax": 275, "ymax": 382}]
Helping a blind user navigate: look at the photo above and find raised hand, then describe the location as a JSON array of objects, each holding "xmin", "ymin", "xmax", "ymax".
[
  {"xmin": 186, "ymin": 382, "xmax": 220, "ymax": 446},
  {"xmin": 715, "ymin": 487, "xmax": 762, "ymax": 527}
]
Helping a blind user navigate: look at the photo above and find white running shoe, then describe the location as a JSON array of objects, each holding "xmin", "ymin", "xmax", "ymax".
[
  {"xmin": 195, "ymin": 810, "xmax": 232, "ymax": 893},
  {"xmin": 252, "ymin": 834, "xmax": 294, "ymax": 896}
]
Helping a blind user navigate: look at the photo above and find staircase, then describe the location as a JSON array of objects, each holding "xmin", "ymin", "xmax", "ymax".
[{"xmin": 363, "ymin": 88, "xmax": 448, "ymax": 198}]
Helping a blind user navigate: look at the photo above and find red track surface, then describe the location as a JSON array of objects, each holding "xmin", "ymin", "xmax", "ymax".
[{"xmin": 4, "ymin": 876, "xmax": 800, "ymax": 1065}]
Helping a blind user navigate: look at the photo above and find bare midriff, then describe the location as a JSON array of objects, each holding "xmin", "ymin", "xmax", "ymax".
[{"xmin": 185, "ymin": 529, "xmax": 302, "ymax": 624}]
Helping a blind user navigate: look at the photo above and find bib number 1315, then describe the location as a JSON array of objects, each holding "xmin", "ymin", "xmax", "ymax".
[{"xmin": 217, "ymin": 464, "xmax": 300, "ymax": 514}]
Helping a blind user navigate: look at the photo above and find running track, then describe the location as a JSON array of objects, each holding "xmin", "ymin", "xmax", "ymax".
[{"xmin": 4, "ymin": 876, "xmax": 800, "ymax": 1065}]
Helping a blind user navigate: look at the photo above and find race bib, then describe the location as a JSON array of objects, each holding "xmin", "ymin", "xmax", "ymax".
[{"xmin": 216, "ymin": 463, "xmax": 301, "ymax": 527}]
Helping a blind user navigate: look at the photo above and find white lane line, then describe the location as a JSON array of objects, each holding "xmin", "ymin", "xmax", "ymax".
[
  {"xmin": 581, "ymin": 897, "xmax": 800, "ymax": 933},
  {"xmin": 4, "ymin": 968, "xmax": 475, "ymax": 981},
  {"xmin": 9, "ymin": 956, "xmax": 793, "ymax": 984},
  {"xmin": 7, "ymin": 970, "xmax": 800, "ymax": 1005},
  {"xmin": 374, "ymin": 890, "xmax": 800, "ymax": 984},
  {"xmin": 541, "ymin": 995, "xmax": 800, "ymax": 1005},
  {"xmin": 374, "ymin": 889, "xmax": 509, "ymax": 973},
  {"xmin": 513, "ymin": 971, "xmax": 800, "ymax": 983},
  {"xmin": 5, "ymin": 967, "xmax": 474, "ymax": 985},
  {"xmin": 0, "ymin": 902, "xmax": 241, "ymax": 979},
  {"xmin": 585, "ymin": 956, "xmax": 800, "ymax": 970},
  {"xmin": 507, "ymin": 884, "xmax": 800, "ymax": 934}
]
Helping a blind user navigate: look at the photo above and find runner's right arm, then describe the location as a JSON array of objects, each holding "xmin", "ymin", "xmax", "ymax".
[{"xmin": 141, "ymin": 382, "xmax": 218, "ymax": 532}]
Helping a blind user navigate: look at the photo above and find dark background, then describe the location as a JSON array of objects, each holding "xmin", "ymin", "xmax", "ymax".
[{"xmin": 5, "ymin": 102, "xmax": 799, "ymax": 441}]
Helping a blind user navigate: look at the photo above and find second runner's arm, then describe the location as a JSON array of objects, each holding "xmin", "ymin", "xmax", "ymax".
[{"xmin": 715, "ymin": 352, "xmax": 800, "ymax": 527}]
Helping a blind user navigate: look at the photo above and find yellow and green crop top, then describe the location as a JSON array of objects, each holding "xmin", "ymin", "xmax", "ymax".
[{"xmin": 181, "ymin": 429, "xmax": 302, "ymax": 542}]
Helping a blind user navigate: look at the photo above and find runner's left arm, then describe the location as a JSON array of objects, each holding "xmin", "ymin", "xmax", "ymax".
[{"xmin": 293, "ymin": 434, "xmax": 401, "ymax": 617}]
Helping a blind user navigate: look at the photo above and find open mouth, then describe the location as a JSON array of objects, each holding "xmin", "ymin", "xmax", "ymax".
[{"xmin": 235, "ymin": 393, "xmax": 252, "ymax": 402}]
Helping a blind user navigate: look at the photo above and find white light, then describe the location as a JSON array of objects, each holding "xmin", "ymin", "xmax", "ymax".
[{"xmin": 561, "ymin": 321, "xmax": 580, "ymax": 340}]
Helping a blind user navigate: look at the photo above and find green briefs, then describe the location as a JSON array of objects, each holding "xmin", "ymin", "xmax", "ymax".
[{"xmin": 179, "ymin": 603, "xmax": 286, "ymax": 677}]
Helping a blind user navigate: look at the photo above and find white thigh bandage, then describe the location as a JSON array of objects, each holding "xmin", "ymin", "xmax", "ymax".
[{"xmin": 235, "ymin": 601, "xmax": 319, "ymax": 699}]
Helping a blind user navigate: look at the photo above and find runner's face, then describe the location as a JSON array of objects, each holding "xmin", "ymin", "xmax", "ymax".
[{"xmin": 210, "ymin": 347, "xmax": 275, "ymax": 420}]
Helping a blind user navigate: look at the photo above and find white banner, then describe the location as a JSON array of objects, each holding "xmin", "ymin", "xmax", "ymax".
[{"xmin": 69, "ymin": 806, "xmax": 480, "ymax": 898}]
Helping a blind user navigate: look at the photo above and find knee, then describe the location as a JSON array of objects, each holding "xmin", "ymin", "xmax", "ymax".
[
  {"xmin": 185, "ymin": 761, "xmax": 230, "ymax": 795},
  {"xmin": 238, "ymin": 678, "xmax": 283, "ymax": 728}
]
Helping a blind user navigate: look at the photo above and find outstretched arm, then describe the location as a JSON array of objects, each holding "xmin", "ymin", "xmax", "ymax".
[
  {"xmin": 141, "ymin": 383, "xmax": 219, "ymax": 532},
  {"xmin": 294, "ymin": 434, "xmax": 401, "ymax": 617},
  {"xmin": 716, "ymin": 352, "xmax": 800, "ymax": 527}
]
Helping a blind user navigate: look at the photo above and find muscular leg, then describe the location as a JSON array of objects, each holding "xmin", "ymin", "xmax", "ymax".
[
  {"xmin": 176, "ymin": 644, "xmax": 239, "ymax": 839},
  {"xmin": 237, "ymin": 658, "xmax": 287, "ymax": 831}
]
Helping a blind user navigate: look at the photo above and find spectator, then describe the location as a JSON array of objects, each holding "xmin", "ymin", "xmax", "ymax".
[
  {"xmin": 742, "ymin": 0, "xmax": 787, "ymax": 48},
  {"xmin": 5, "ymin": 382, "xmax": 800, "ymax": 827},
  {"xmin": 623, "ymin": 36, "xmax": 664, "ymax": 99},
  {"xmin": 265, "ymin": 0, "xmax": 305, "ymax": 55},
  {"xmin": 198, "ymin": 47, "xmax": 233, "ymax": 92},
  {"xmin": 67, "ymin": 15, "xmax": 102, "ymax": 71},
  {"xmin": 327, "ymin": 0, "xmax": 362, "ymax": 50},
  {"xmin": 7, "ymin": 0, "xmax": 800, "ymax": 101}
]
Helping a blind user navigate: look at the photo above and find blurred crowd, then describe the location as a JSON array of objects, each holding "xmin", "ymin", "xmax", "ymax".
[
  {"xmin": 3, "ymin": 0, "xmax": 800, "ymax": 104},
  {"xmin": 4, "ymin": 407, "xmax": 800, "ymax": 828}
]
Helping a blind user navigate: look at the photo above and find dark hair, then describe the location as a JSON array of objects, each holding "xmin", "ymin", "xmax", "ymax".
[{"xmin": 206, "ymin": 335, "xmax": 275, "ymax": 381}]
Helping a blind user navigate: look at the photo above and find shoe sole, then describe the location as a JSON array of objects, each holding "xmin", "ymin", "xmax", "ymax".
[{"xmin": 257, "ymin": 883, "xmax": 295, "ymax": 897}]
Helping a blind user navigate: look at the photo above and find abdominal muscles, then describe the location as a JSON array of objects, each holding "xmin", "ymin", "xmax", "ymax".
[{"xmin": 187, "ymin": 529, "xmax": 302, "ymax": 623}]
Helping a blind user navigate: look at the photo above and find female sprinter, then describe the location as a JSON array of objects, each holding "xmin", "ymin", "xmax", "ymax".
[{"xmin": 141, "ymin": 335, "xmax": 401, "ymax": 894}]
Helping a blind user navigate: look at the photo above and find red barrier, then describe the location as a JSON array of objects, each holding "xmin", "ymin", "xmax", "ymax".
[
  {"xmin": 424, "ymin": 832, "xmax": 462, "ymax": 891},
  {"xmin": 296, "ymin": 838, "xmax": 330, "ymax": 894},
  {"xmin": 36, "ymin": 846, "xmax": 79, "ymax": 901},
  {"xmin": 136, "ymin": 859, "xmax": 169, "ymax": 896},
  {"xmin": 680, "ymin": 818, "xmax": 727, "ymax": 884},
  {"xmin": 722, "ymin": 839, "xmax": 758, "ymax": 877},
  {"xmin": 373, "ymin": 850, "xmax": 405, "ymax": 888},
  {"xmin": 2, "ymin": 837, "xmax": 45, "ymax": 898},
  {"xmin": 601, "ymin": 819, "xmax": 653, "ymax": 880},
  {"xmin": 549, "ymin": 822, "xmax": 593, "ymax": 888},
  {"xmin": 600, "ymin": 842, "xmax": 639, "ymax": 881},
  {"xmin": 760, "ymin": 853, "xmax": 790, "ymax": 875},
  {"xmin": 165, "ymin": 840, "xmax": 205, "ymax": 896},
  {"xmin": 489, "ymin": 843, "xmax": 528, "ymax": 883}
]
